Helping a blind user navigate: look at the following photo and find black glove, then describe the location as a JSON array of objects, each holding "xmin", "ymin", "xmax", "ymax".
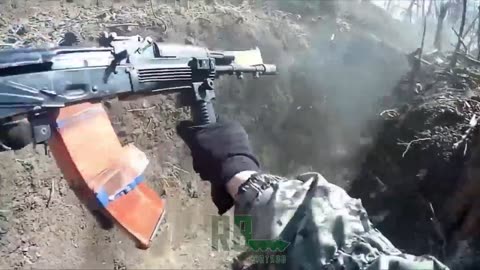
[{"xmin": 176, "ymin": 119, "xmax": 260, "ymax": 214}]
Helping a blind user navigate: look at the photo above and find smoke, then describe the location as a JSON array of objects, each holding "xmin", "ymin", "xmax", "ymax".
[
  {"xmin": 216, "ymin": 1, "xmax": 414, "ymax": 187},
  {"xmin": 270, "ymin": 24, "xmax": 409, "ymax": 185}
]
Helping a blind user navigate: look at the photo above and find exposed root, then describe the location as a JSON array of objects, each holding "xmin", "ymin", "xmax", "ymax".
[
  {"xmin": 149, "ymin": 0, "xmax": 168, "ymax": 33},
  {"xmin": 398, "ymin": 138, "xmax": 432, "ymax": 158},
  {"xmin": 453, "ymin": 115, "xmax": 478, "ymax": 150}
]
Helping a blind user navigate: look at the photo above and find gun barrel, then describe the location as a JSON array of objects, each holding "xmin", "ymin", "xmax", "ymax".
[
  {"xmin": 216, "ymin": 64, "xmax": 277, "ymax": 75},
  {"xmin": 209, "ymin": 50, "xmax": 236, "ymax": 62}
]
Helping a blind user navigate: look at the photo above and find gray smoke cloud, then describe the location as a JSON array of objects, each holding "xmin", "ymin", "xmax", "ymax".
[{"xmin": 215, "ymin": 1, "xmax": 437, "ymax": 187}]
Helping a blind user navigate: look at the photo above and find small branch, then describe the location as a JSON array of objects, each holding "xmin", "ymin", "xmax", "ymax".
[
  {"xmin": 145, "ymin": 117, "xmax": 153, "ymax": 132},
  {"xmin": 149, "ymin": 0, "xmax": 168, "ymax": 33},
  {"xmin": 462, "ymin": 15, "xmax": 479, "ymax": 38},
  {"xmin": 413, "ymin": 55, "xmax": 433, "ymax": 65},
  {"xmin": 105, "ymin": 23, "xmax": 140, "ymax": 28},
  {"xmin": 467, "ymin": 34, "xmax": 476, "ymax": 52},
  {"xmin": 452, "ymin": 27, "xmax": 468, "ymax": 52},
  {"xmin": 164, "ymin": 162, "xmax": 190, "ymax": 175},
  {"xmin": 453, "ymin": 114, "xmax": 478, "ymax": 149},
  {"xmin": 434, "ymin": 2, "xmax": 451, "ymax": 51},
  {"xmin": 450, "ymin": 0, "xmax": 468, "ymax": 68},
  {"xmin": 455, "ymin": 51, "xmax": 480, "ymax": 65},
  {"xmin": 162, "ymin": 177, "xmax": 172, "ymax": 189},
  {"xmin": 192, "ymin": 17, "xmax": 212, "ymax": 23},
  {"xmin": 127, "ymin": 106, "xmax": 156, "ymax": 112},
  {"xmin": 398, "ymin": 138, "xmax": 432, "ymax": 158},
  {"xmin": 428, "ymin": 202, "xmax": 446, "ymax": 243},
  {"xmin": 425, "ymin": 200, "xmax": 447, "ymax": 258},
  {"xmin": 375, "ymin": 176, "xmax": 387, "ymax": 192},
  {"xmin": 46, "ymin": 179, "xmax": 55, "ymax": 208},
  {"xmin": 408, "ymin": 17, "xmax": 427, "ymax": 93}
]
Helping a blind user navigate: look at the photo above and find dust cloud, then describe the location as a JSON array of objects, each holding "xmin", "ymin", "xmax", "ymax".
[{"xmin": 217, "ymin": 1, "xmax": 415, "ymax": 187}]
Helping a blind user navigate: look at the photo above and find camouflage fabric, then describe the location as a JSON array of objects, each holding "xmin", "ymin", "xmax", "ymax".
[{"xmin": 234, "ymin": 172, "xmax": 449, "ymax": 270}]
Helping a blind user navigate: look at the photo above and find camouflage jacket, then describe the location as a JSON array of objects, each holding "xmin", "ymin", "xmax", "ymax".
[{"xmin": 233, "ymin": 172, "xmax": 449, "ymax": 270}]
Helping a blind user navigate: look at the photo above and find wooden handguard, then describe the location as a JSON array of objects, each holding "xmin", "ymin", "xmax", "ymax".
[{"xmin": 47, "ymin": 102, "xmax": 165, "ymax": 249}]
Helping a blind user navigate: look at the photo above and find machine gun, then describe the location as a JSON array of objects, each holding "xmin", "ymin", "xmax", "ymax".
[{"xmin": 0, "ymin": 32, "xmax": 277, "ymax": 248}]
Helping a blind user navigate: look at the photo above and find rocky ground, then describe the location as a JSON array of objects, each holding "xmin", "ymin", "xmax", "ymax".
[{"xmin": 2, "ymin": 0, "xmax": 478, "ymax": 269}]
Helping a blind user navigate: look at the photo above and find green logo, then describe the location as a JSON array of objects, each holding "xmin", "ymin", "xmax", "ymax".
[
  {"xmin": 235, "ymin": 216, "xmax": 290, "ymax": 252},
  {"xmin": 211, "ymin": 215, "xmax": 290, "ymax": 252}
]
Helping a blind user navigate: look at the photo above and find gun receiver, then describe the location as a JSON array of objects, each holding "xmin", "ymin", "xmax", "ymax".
[
  {"xmin": 0, "ymin": 32, "xmax": 277, "ymax": 142},
  {"xmin": 0, "ymin": 32, "xmax": 277, "ymax": 249}
]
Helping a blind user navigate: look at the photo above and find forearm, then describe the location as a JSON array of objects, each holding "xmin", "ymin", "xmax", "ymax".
[
  {"xmin": 225, "ymin": 171, "xmax": 449, "ymax": 270},
  {"xmin": 226, "ymin": 170, "xmax": 256, "ymax": 198}
]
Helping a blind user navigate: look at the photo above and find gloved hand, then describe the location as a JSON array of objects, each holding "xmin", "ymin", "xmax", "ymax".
[{"xmin": 176, "ymin": 119, "xmax": 260, "ymax": 214}]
